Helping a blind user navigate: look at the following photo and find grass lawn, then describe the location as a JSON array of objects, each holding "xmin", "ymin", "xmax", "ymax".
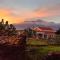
[
  {"xmin": 27, "ymin": 38, "xmax": 60, "ymax": 56},
  {"xmin": 27, "ymin": 45, "xmax": 60, "ymax": 60},
  {"xmin": 27, "ymin": 38, "xmax": 48, "ymax": 45},
  {"xmin": 38, "ymin": 46, "xmax": 60, "ymax": 54}
]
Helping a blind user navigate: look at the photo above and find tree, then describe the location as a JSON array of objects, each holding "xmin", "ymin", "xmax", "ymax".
[
  {"xmin": 8, "ymin": 24, "xmax": 17, "ymax": 36},
  {"xmin": 55, "ymin": 28, "xmax": 60, "ymax": 44},
  {"xmin": 0, "ymin": 19, "xmax": 5, "ymax": 35},
  {"xmin": 1, "ymin": 19, "xmax": 4, "ymax": 24},
  {"xmin": 56, "ymin": 28, "xmax": 60, "ymax": 35},
  {"xmin": 24, "ymin": 28, "xmax": 36, "ymax": 38},
  {"xmin": 24, "ymin": 28, "xmax": 33, "ymax": 38},
  {"xmin": 32, "ymin": 30, "xmax": 36, "ymax": 37},
  {"xmin": 4, "ymin": 21, "xmax": 10, "ymax": 35},
  {"xmin": 0, "ymin": 20, "xmax": 5, "ymax": 30}
]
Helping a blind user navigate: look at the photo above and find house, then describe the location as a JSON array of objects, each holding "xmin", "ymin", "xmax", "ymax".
[{"xmin": 33, "ymin": 27, "xmax": 56, "ymax": 39}]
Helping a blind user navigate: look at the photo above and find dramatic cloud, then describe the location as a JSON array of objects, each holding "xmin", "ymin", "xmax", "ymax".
[
  {"xmin": 0, "ymin": 8, "xmax": 25, "ymax": 24},
  {"xmin": 0, "ymin": 0, "xmax": 60, "ymax": 23},
  {"xmin": 35, "ymin": 5, "xmax": 60, "ymax": 17},
  {"xmin": 0, "ymin": 8, "xmax": 49, "ymax": 24},
  {"xmin": 0, "ymin": 4, "xmax": 60, "ymax": 24}
]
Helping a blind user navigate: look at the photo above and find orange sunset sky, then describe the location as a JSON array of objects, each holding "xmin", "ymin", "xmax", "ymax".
[{"xmin": 0, "ymin": 0, "xmax": 60, "ymax": 24}]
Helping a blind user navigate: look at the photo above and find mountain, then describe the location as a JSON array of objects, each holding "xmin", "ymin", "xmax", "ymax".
[{"xmin": 14, "ymin": 19, "xmax": 60, "ymax": 30}]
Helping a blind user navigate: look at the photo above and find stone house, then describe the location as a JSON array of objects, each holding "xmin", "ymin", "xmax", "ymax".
[{"xmin": 33, "ymin": 27, "xmax": 56, "ymax": 39}]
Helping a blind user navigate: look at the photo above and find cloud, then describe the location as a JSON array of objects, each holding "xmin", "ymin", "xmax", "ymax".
[
  {"xmin": 35, "ymin": 5, "xmax": 60, "ymax": 17},
  {"xmin": 0, "ymin": 4, "xmax": 60, "ymax": 24},
  {"xmin": 0, "ymin": 8, "xmax": 40, "ymax": 24},
  {"xmin": 0, "ymin": 8, "xmax": 25, "ymax": 24}
]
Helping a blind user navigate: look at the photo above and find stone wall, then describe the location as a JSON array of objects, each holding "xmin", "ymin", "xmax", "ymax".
[{"xmin": 0, "ymin": 36, "xmax": 19, "ymax": 45}]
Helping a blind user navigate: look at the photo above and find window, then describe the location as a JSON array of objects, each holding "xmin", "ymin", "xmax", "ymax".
[{"xmin": 44, "ymin": 35, "xmax": 47, "ymax": 39}]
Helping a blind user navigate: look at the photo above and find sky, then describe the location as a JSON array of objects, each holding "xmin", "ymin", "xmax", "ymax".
[{"xmin": 0, "ymin": 0, "xmax": 60, "ymax": 24}]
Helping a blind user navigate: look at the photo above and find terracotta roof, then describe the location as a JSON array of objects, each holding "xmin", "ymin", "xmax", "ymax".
[
  {"xmin": 39, "ymin": 27, "xmax": 53, "ymax": 30},
  {"xmin": 33, "ymin": 27, "xmax": 56, "ymax": 32}
]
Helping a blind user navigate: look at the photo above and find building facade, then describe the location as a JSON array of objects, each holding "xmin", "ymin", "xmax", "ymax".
[{"xmin": 33, "ymin": 27, "xmax": 56, "ymax": 39}]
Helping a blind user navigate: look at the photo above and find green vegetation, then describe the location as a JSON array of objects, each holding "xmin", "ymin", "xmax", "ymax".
[
  {"xmin": 0, "ymin": 19, "xmax": 17, "ymax": 36},
  {"xmin": 27, "ymin": 38, "xmax": 48, "ymax": 45},
  {"xmin": 24, "ymin": 28, "xmax": 36, "ymax": 38},
  {"xmin": 56, "ymin": 28, "xmax": 60, "ymax": 35},
  {"xmin": 55, "ymin": 35, "xmax": 60, "ymax": 44},
  {"xmin": 27, "ymin": 46, "xmax": 60, "ymax": 60},
  {"xmin": 38, "ymin": 46, "xmax": 60, "ymax": 53},
  {"xmin": 26, "ymin": 37, "xmax": 60, "ymax": 60}
]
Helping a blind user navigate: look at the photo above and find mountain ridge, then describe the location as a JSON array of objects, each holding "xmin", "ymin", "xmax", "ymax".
[{"xmin": 14, "ymin": 19, "xmax": 60, "ymax": 30}]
